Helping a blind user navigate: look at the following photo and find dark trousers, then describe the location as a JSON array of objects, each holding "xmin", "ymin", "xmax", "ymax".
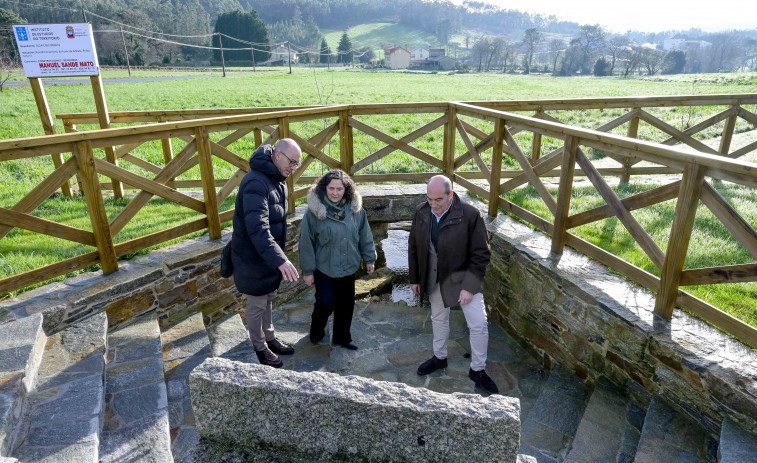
[{"xmin": 311, "ymin": 269, "xmax": 356, "ymax": 345}]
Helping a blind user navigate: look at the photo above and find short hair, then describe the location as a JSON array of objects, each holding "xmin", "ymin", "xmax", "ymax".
[
  {"xmin": 315, "ymin": 170, "xmax": 356, "ymax": 203},
  {"xmin": 429, "ymin": 175, "xmax": 452, "ymax": 194}
]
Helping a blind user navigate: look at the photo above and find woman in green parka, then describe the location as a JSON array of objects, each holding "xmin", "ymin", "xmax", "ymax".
[{"xmin": 299, "ymin": 170, "xmax": 376, "ymax": 350}]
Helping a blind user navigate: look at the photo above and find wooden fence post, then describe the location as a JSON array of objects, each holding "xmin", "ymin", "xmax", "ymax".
[
  {"xmin": 488, "ymin": 118, "xmax": 505, "ymax": 217},
  {"xmin": 443, "ymin": 104, "xmax": 457, "ymax": 181},
  {"xmin": 339, "ymin": 110, "xmax": 354, "ymax": 173},
  {"xmin": 551, "ymin": 135, "xmax": 578, "ymax": 254},
  {"xmin": 73, "ymin": 141, "xmax": 119, "ymax": 274},
  {"xmin": 158, "ymin": 116, "xmax": 175, "ymax": 188},
  {"xmin": 195, "ymin": 127, "xmax": 222, "ymax": 240},
  {"xmin": 654, "ymin": 163, "xmax": 706, "ymax": 318},
  {"xmin": 278, "ymin": 117, "xmax": 296, "ymax": 214},
  {"xmin": 29, "ymin": 77, "xmax": 74, "ymax": 198},
  {"xmin": 620, "ymin": 109, "xmax": 640, "ymax": 184},
  {"xmin": 254, "ymin": 128, "xmax": 263, "ymax": 148},
  {"xmin": 531, "ymin": 110, "xmax": 544, "ymax": 163},
  {"xmin": 90, "ymin": 75, "xmax": 124, "ymax": 200},
  {"xmin": 718, "ymin": 106, "xmax": 739, "ymax": 156},
  {"xmin": 63, "ymin": 121, "xmax": 84, "ymax": 194}
]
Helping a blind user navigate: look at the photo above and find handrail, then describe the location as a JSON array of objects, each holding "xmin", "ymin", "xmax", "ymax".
[{"xmin": 2, "ymin": 97, "xmax": 757, "ymax": 348}]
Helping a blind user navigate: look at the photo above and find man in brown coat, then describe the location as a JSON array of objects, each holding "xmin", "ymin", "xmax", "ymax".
[{"xmin": 408, "ymin": 175, "xmax": 498, "ymax": 394}]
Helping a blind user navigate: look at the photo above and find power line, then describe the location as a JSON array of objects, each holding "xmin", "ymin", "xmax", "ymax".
[{"xmin": 86, "ymin": 10, "xmax": 216, "ymax": 39}]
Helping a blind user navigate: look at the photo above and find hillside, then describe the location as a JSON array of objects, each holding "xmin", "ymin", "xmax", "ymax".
[{"xmin": 322, "ymin": 23, "xmax": 445, "ymax": 60}]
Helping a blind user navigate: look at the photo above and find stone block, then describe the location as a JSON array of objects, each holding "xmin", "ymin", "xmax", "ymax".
[
  {"xmin": 191, "ymin": 357, "xmax": 521, "ymax": 463},
  {"xmin": 157, "ymin": 281, "xmax": 198, "ymax": 308},
  {"xmin": 718, "ymin": 417, "xmax": 757, "ymax": 463},
  {"xmin": 102, "ymin": 288, "xmax": 157, "ymax": 329}
]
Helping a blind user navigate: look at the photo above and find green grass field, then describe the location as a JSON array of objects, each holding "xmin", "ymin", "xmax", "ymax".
[{"xmin": 1, "ymin": 68, "xmax": 756, "ymax": 329}]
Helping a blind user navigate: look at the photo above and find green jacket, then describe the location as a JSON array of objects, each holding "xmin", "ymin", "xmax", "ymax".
[{"xmin": 299, "ymin": 188, "xmax": 376, "ymax": 279}]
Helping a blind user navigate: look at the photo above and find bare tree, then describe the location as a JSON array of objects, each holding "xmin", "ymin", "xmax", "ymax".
[
  {"xmin": 485, "ymin": 37, "xmax": 506, "ymax": 71},
  {"xmin": 501, "ymin": 42, "xmax": 516, "ymax": 73},
  {"xmin": 607, "ymin": 36, "xmax": 629, "ymax": 74},
  {"xmin": 619, "ymin": 46, "xmax": 643, "ymax": 77},
  {"xmin": 576, "ymin": 24, "xmax": 606, "ymax": 73},
  {"xmin": 471, "ymin": 37, "xmax": 491, "ymax": 71},
  {"xmin": 522, "ymin": 28, "xmax": 542, "ymax": 74},
  {"xmin": 708, "ymin": 32, "xmax": 742, "ymax": 72},
  {"xmin": 640, "ymin": 47, "xmax": 664, "ymax": 75},
  {"xmin": 548, "ymin": 39, "xmax": 564, "ymax": 73},
  {"xmin": 0, "ymin": 51, "xmax": 13, "ymax": 92}
]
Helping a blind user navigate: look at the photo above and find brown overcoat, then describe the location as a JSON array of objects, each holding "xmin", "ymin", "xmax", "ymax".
[{"xmin": 408, "ymin": 192, "xmax": 491, "ymax": 307}]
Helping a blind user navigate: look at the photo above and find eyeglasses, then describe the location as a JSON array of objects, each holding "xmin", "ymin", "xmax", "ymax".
[{"xmin": 277, "ymin": 150, "xmax": 300, "ymax": 168}]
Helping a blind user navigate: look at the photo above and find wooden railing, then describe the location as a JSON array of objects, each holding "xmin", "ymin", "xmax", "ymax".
[{"xmin": 2, "ymin": 95, "xmax": 757, "ymax": 347}]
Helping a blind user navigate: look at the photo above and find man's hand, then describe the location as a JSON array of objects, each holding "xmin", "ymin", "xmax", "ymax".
[
  {"xmin": 303, "ymin": 275, "xmax": 314, "ymax": 286},
  {"xmin": 458, "ymin": 289, "xmax": 473, "ymax": 306},
  {"xmin": 367, "ymin": 263, "xmax": 375, "ymax": 275},
  {"xmin": 411, "ymin": 284, "xmax": 421, "ymax": 296},
  {"xmin": 278, "ymin": 260, "xmax": 299, "ymax": 282}
]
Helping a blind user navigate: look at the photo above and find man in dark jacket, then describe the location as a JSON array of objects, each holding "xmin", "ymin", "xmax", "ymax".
[
  {"xmin": 232, "ymin": 138, "xmax": 302, "ymax": 367},
  {"xmin": 408, "ymin": 175, "xmax": 498, "ymax": 394}
]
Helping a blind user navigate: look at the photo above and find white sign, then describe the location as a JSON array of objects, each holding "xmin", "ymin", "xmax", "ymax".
[{"xmin": 13, "ymin": 23, "xmax": 100, "ymax": 78}]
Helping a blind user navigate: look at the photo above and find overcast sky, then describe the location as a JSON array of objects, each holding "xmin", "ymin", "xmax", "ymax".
[{"xmin": 455, "ymin": 0, "xmax": 756, "ymax": 33}]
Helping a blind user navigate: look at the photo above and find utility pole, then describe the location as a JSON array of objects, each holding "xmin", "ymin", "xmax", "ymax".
[
  {"xmin": 251, "ymin": 47, "xmax": 256, "ymax": 72},
  {"xmin": 287, "ymin": 41, "xmax": 292, "ymax": 74},
  {"xmin": 120, "ymin": 26, "xmax": 131, "ymax": 77},
  {"xmin": 79, "ymin": 0, "xmax": 88, "ymax": 22},
  {"xmin": 218, "ymin": 34, "xmax": 226, "ymax": 77}
]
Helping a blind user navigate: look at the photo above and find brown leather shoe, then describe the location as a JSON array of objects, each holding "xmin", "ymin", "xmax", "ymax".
[{"xmin": 255, "ymin": 347, "xmax": 283, "ymax": 368}]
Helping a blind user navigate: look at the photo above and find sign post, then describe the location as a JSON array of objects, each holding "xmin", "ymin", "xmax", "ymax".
[{"xmin": 13, "ymin": 23, "xmax": 123, "ymax": 199}]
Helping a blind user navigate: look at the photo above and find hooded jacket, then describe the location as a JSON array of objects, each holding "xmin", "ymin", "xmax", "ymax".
[
  {"xmin": 299, "ymin": 187, "xmax": 376, "ymax": 279},
  {"xmin": 231, "ymin": 145, "xmax": 288, "ymax": 296},
  {"xmin": 408, "ymin": 192, "xmax": 491, "ymax": 307}
]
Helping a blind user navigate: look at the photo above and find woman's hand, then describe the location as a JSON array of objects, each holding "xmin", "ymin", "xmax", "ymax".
[
  {"xmin": 367, "ymin": 263, "xmax": 375, "ymax": 274},
  {"xmin": 304, "ymin": 275, "xmax": 314, "ymax": 286}
]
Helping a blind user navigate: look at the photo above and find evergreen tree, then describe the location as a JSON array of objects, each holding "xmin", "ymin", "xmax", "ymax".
[
  {"xmin": 213, "ymin": 9, "xmax": 270, "ymax": 63},
  {"xmin": 337, "ymin": 31, "xmax": 352, "ymax": 64},
  {"xmin": 319, "ymin": 38, "xmax": 332, "ymax": 64},
  {"xmin": 0, "ymin": 8, "xmax": 26, "ymax": 62}
]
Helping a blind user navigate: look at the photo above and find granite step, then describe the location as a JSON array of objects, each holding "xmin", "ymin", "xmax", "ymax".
[
  {"xmin": 205, "ymin": 312, "xmax": 258, "ymax": 364},
  {"xmin": 518, "ymin": 367, "xmax": 592, "ymax": 462},
  {"xmin": 0, "ymin": 315, "xmax": 46, "ymax": 457},
  {"xmin": 100, "ymin": 310, "xmax": 172, "ymax": 463},
  {"xmin": 11, "ymin": 312, "xmax": 107, "ymax": 463},
  {"xmin": 633, "ymin": 397, "xmax": 715, "ymax": 463},
  {"xmin": 564, "ymin": 377, "xmax": 646, "ymax": 463},
  {"xmin": 160, "ymin": 312, "xmax": 211, "ymax": 463},
  {"xmin": 717, "ymin": 417, "xmax": 757, "ymax": 463}
]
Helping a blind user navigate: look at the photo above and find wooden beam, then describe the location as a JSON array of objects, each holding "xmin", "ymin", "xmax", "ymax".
[
  {"xmin": 654, "ymin": 163, "xmax": 706, "ymax": 318},
  {"xmin": 0, "ymin": 252, "xmax": 100, "ymax": 296},
  {"xmin": 196, "ymin": 127, "xmax": 222, "ymax": 240},
  {"xmin": 348, "ymin": 117, "xmax": 443, "ymax": 170},
  {"xmin": 503, "ymin": 127, "xmax": 557, "ymax": 214},
  {"xmin": 638, "ymin": 109, "xmax": 720, "ymax": 155},
  {"xmin": 575, "ymin": 147, "xmax": 666, "ymax": 269},
  {"xmin": 456, "ymin": 117, "xmax": 491, "ymax": 181},
  {"xmin": 718, "ymin": 107, "xmax": 739, "ymax": 156},
  {"xmin": 620, "ymin": 110, "xmax": 640, "ymax": 183},
  {"xmin": 0, "ymin": 208, "xmax": 96, "ymax": 246},
  {"xmin": 680, "ymin": 263, "xmax": 757, "ymax": 286},
  {"xmin": 488, "ymin": 118, "xmax": 505, "ymax": 217},
  {"xmin": 568, "ymin": 181, "xmax": 681, "ymax": 229},
  {"xmin": 113, "ymin": 217, "xmax": 209, "ymax": 257},
  {"xmin": 29, "ymin": 77, "xmax": 74, "ymax": 198},
  {"xmin": 90, "ymin": 75, "xmax": 124, "ymax": 199},
  {"xmin": 73, "ymin": 141, "xmax": 118, "ymax": 274},
  {"xmin": 675, "ymin": 291, "xmax": 757, "ymax": 349},
  {"xmin": 700, "ymin": 181, "xmax": 757, "ymax": 260},
  {"xmin": 339, "ymin": 110, "xmax": 354, "ymax": 173},
  {"xmin": 551, "ymin": 135, "xmax": 578, "ymax": 254}
]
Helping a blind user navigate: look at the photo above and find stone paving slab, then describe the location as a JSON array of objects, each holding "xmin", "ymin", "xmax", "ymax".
[
  {"xmin": 160, "ymin": 312, "xmax": 211, "ymax": 459},
  {"xmin": 11, "ymin": 312, "xmax": 106, "ymax": 463},
  {"xmin": 718, "ymin": 417, "xmax": 757, "ymax": 463},
  {"xmin": 0, "ymin": 315, "xmax": 46, "ymax": 457},
  {"xmin": 633, "ymin": 398, "xmax": 713, "ymax": 463},
  {"xmin": 100, "ymin": 311, "xmax": 171, "ymax": 463},
  {"xmin": 205, "ymin": 313, "xmax": 258, "ymax": 364}
]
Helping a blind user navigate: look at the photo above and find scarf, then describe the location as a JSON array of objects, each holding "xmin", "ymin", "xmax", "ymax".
[{"xmin": 324, "ymin": 195, "xmax": 348, "ymax": 220}]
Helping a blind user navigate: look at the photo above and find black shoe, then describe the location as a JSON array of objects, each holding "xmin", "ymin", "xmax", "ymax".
[
  {"xmin": 255, "ymin": 348, "xmax": 283, "ymax": 368},
  {"xmin": 309, "ymin": 330, "xmax": 325, "ymax": 344},
  {"xmin": 417, "ymin": 356, "xmax": 448, "ymax": 376},
  {"xmin": 267, "ymin": 338, "xmax": 294, "ymax": 355},
  {"xmin": 468, "ymin": 368, "xmax": 499, "ymax": 394},
  {"xmin": 336, "ymin": 341, "xmax": 358, "ymax": 350}
]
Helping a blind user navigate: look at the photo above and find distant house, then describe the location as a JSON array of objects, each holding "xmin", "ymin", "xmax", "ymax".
[
  {"xmin": 385, "ymin": 45, "xmax": 410, "ymax": 69},
  {"xmin": 436, "ymin": 56, "xmax": 456, "ymax": 71},
  {"xmin": 687, "ymin": 40, "xmax": 712, "ymax": 49},
  {"xmin": 664, "ymin": 35, "xmax": 686, "ymax": 50},
  {"xmin": 265, "ymin": 45, "xmax": 298, "ymax": 65},
  {"xmin": 411, "ymin": 47, "xmax": 429, "ymax": 62}
]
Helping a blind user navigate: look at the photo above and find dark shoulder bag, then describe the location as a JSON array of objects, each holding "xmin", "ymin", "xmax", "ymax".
[{"xmin": 220, "ymin": 239, "xmax": 234, "ymax": 278}]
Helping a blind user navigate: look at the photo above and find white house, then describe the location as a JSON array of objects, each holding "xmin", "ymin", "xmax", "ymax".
[
  {"xmin": 410, "ymin": 47, "xmax": 429, "ymax": 61},
  {"xmin": 663, "ymin": 36, "xmax": 686, "ymax": 50}
]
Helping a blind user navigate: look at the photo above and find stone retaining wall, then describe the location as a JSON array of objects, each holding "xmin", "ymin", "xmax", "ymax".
[
  {"xmin": 481, "ymin": 199, "xmax": 757, "ymax": 438},
  {"xmin": 190, "ymin": 357, "xmax": 521, "ymax": 463}
]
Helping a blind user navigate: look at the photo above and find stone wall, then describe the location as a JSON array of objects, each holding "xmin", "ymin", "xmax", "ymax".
[
  {"xmin": 0, "ymin": 186, "xmax": 425, "ymax": 335},
  {"xmin": 481, "ymin": 199, "xmax": 757, "ymax": 438}
]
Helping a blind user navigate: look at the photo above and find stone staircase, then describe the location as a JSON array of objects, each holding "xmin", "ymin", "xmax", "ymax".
[{"xmin": 1, "ymin": 296, "xmax": 757, "ymax": 462}]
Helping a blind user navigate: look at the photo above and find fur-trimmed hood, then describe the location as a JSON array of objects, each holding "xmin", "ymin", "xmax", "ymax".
[{"xmin": 306, "ymin": 186, "xmax": 363, "ymax": 220}]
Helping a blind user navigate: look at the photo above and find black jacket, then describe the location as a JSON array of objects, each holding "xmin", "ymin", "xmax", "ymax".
[
  {"xmin": 408, "ymin": 193, "xmax": 491, "ymax": 307},
  {"xmin": 232, "ymin": 145, "xmax": 289, "ymax": 296}
]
